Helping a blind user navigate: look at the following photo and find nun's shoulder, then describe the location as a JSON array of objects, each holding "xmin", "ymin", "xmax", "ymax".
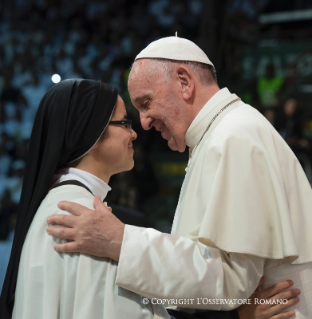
[{"xmin": 36, "ymin": 185, "xmax": 95, "ymax": 219}]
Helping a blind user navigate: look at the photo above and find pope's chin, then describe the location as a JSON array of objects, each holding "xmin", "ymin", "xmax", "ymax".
[{"xmin": 167, "ymin": 138, "xmax": 186, "ymax": 153}]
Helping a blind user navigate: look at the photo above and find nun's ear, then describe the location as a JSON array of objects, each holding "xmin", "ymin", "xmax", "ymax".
[
  {"xmin": 90, "ymin": 131, "xmax": 106, "ymax": 151},
  {"xmin": 90, "ymin": 140, "xmax": 100, "ymax": 150}
]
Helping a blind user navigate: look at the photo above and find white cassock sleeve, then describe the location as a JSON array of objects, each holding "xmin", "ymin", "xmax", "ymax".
[{"xmin": 116, "ymin": 225, "xmax": 265, "ymax": 310}]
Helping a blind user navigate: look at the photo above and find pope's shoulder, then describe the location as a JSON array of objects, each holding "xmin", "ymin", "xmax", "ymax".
[
  {"xmin": 202, "ymin": 103, "xmax": 287, "ymax": 158},
  {"xmin": 212, "ymin": 103, "xmax": 278, "ymax": 143}
]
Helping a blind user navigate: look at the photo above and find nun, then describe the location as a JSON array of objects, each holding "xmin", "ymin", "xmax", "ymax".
[{"xmin": 0, "ymin": 79, "xmax": 170, "ymax": 319}]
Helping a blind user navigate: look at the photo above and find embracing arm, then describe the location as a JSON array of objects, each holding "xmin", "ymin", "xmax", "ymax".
[
  {"xmin": 115, "ymin": 224, "xmax": 263, "ymax": 310},
  {"xmin": 117, "ymin": 225, "xmax": 300, "ymax": 316},
  {"xmin": 46, "ymin": 197, "xmax": 299, "ymax": 317},
  {"xmin": 48, "ymin": 196, "xmax": 263, "ymax": 308}
]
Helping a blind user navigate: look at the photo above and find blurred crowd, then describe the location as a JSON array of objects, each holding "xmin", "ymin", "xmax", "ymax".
[
  {"xmin": 1, "ymin": 1, "xmax": 312, "ymax": 291},
  {"xmin": 0, "ymin": 0, "xmax": 204, "ymax": 240},
  {"xmin": 259, "ymin": 64, "xmax": 312, "ymax": 175}
]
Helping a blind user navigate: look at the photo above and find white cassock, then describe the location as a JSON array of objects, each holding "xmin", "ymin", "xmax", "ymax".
[
  {"xmin": 116, "ymin": 88, "xmax": 312, "ymax": 318},
  {"xmin": 13, "ymin": 168, "xmax": 170, "ymax": 319}
]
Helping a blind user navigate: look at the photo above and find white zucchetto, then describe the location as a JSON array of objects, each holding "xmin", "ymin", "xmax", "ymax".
[{"xmin": 135, "ymin": 36, "xmax": 214, "ymax": 66}]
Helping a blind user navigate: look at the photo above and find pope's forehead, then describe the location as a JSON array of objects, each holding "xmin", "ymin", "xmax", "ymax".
[
  {"xmin": 128, "ymin": 60, "xmax": 154, "ymax": 89},
  {"xmin": 129, "ymin": 60, "xmax": 148, "ymax": 78}
]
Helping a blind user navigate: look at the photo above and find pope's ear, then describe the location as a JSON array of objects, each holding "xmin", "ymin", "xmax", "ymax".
[{"xmin": 176, "ymin": 66, "xmax": 194, "ymax": 100}]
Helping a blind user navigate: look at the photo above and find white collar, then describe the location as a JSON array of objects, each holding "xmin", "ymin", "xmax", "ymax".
[
  {"xmin": 185, "ymin": 88, "xmax": 240, "ymax": 149},
  {"xmin": 187, "ymin": 87, "xmax": 232, "ymax": 132},
  {"xmin": 52, "ymin": 167, "xmax": 111, "ymax": 202}
]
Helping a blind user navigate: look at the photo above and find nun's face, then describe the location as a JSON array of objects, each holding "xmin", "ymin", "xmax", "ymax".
[{"xmin": 95, "ymin": 96, "xmax": 137, "ymax": 176}]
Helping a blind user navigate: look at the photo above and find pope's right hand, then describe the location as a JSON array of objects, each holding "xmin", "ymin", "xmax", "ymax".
[{"xmin": 46, "ymin": 195, "xmax": 124, "ymax": 261}]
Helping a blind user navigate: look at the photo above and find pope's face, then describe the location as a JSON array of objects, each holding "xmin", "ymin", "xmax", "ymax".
[{"xmin": 128, "ymin": 60, "xmax": 187, "ymax": 152}]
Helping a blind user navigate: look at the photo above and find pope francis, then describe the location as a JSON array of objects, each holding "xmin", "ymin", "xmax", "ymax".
[{"xmin": 46, "ymin": 37, "xmax": 311, "ymax": 319}]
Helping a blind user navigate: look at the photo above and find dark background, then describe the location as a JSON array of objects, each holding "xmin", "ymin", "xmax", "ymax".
[{"xmin": 1, "ymin": 0, "xmax": 312, "ymax": 290}]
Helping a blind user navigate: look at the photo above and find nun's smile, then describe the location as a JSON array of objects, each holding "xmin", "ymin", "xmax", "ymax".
[{"xmin": 91, "ymin": 95, "xmax": 137, "ymax": 180}]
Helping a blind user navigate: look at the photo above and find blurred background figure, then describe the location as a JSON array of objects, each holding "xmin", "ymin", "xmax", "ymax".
[
  {"xmin": 276, "ymin": 98, "xmax": 303, "ymax": 142},
  {"xmin": 275, "ymin": 98, "xmax": 311, "ymax": 172},
  {"xmin": 257, "ymin": 63, "xmax": 284, "ymax": 109},
  {"xmin": 263, "ymin": 107, "xmax": 276, "ymax": 125},
  {"xmin": 1, "ymin": 0, "xmax": 312, "ymax": 292}
]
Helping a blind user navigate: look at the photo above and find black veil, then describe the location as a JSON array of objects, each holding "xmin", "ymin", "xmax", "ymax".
[{"xmin": 0, "ymin": 79, "xmax": 117, "ymax": 318}]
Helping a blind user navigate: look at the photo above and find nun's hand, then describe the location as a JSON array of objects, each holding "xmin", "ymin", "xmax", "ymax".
[
  {"xmin": 46, "ymin": 195, "xmax": 124, "ymax": 261},
  {"xmin": 237, "ymin": 277, "xmax": 300, "ymax": 319}
]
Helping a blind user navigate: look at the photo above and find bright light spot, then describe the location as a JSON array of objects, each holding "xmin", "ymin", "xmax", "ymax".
[{"xmin": 51, "ymin": 74, "xmax": 61, "ymax": 83}]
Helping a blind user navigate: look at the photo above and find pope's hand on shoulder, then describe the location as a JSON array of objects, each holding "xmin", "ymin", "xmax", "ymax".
[{"xmin": 46, "ymin": 195, "xmax": 124, "ymax": 261}]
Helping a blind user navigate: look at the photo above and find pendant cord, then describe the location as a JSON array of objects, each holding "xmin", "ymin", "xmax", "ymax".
[{"xmin": 189, "ymin": 97, "xmax": 241, "ymax": 161}]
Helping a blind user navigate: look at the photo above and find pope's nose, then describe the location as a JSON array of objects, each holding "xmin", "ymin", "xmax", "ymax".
[{"xmin": 140, "ymin": 113, "xmax": 153, "ymax": 130}]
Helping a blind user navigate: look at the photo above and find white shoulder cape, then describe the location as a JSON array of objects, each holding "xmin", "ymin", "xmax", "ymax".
[{"xmin": 174, "ymin": 95, "xmax": 312, "ymax": 264}]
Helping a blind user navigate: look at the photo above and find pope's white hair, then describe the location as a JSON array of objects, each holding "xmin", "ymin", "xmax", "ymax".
[{"xmin": 144, "ymin": 58, "xmax": 218, "ymax": 85}]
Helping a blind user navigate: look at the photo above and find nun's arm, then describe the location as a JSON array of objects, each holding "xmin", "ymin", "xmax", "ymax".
[{"xmin": 46, "ymin": 195, "xmax": 124, "ymax": 261}]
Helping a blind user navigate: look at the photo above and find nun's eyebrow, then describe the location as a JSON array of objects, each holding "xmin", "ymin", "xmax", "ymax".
[{"xmin": 122, "ymin": 114, "xmax": 128, "ymax": 120}]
